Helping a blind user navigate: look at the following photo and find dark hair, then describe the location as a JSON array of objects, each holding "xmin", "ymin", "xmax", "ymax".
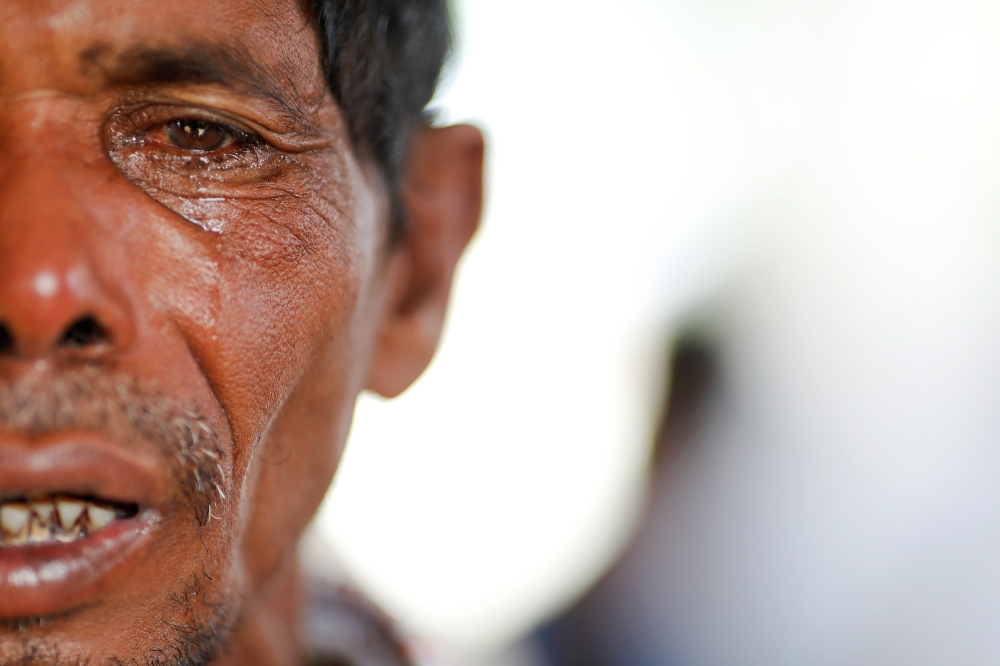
[{"xmin": 306, "ymin": 0, "xmax": 452, "ymax": 238}]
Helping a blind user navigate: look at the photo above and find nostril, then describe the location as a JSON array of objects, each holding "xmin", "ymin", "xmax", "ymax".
[
  {"xmin": 0, "ymin": 325, "xmax": 12, "ymax": 355},
  {"xmin": 60, "ymin": 315, "xmax": 109, "ymax": 349}
]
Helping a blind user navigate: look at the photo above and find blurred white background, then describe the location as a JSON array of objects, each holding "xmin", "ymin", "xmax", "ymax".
[{"xmin": 312, "ymin": 0, "xmax": 1000, "ymax": 664}]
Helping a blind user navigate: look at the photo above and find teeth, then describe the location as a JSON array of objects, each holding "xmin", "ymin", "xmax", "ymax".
[
  {"xmin": 27, "ymin": 515, "xmax": 52, "ymax": 544},
  {"xmin": 0, "ymin": 496, "xmax": 135, "ymax": 547},
  {"xmin": 30, "ymin": 500, "xmax": 54, "ymax": 524},
  {"xmin": 87, "ymin": 504, "xmax": 116, "ymax": 531},
  {"xmin": 56, "ymin": 499, "xmax": 85, "ymax": 530},
  {"xmin": 1, "ymin": 503, "xmax": 29, "ymax": 536}
]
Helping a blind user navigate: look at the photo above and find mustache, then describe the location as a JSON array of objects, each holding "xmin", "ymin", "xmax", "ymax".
[{"xmin": 0, "ymin": 367, "xmax": 226, "ymax": 525}]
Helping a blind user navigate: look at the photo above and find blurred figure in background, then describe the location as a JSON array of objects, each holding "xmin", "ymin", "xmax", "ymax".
[{"xmin": 535, "ymin": 1, "xmax": 1000, "ymax": 664}]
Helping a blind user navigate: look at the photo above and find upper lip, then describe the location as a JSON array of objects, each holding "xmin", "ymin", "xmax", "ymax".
[{"xmin": 0, "ymin": 434, "xmax": 166, "ymax": 508}]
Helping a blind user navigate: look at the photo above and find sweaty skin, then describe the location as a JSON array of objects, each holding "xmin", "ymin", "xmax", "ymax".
[{"xmin": 0, "ymin": 1, "xmax": 484, "ymax": 664}]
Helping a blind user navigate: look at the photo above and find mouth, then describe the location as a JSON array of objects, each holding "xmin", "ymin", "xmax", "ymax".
[
  {"xmin": 0, "ymin": 495, "xmax": 140, "ymax": 547},
  {"xmin": 0, "ymin": 436, "xmax": 167, "ymax": 620}
]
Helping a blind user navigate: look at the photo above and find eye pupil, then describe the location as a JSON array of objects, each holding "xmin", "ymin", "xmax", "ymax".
[{"xmin": 166, "ymin": 120, "xmax": 230, "ymax": 152}]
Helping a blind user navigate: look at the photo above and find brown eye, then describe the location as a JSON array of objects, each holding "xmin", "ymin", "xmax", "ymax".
[{"xmin": 164, "ymin": 120, "xmax": 234, "ymax": 152}]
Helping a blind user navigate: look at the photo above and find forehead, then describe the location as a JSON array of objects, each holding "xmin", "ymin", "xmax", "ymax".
[{"xmin": 0, "ymin": 0, "xmax": 324, "ymax": 102}]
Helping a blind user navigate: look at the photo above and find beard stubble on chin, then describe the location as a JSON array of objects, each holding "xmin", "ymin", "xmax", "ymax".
[{"xmin": 0, "ymin": 366, "xmax": 240, "ymax": 666}]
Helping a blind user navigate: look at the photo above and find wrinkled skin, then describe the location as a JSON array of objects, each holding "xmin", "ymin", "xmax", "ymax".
[{"xmin": 0, "ymin": 0, "xmax": 484, "ymax": 664}]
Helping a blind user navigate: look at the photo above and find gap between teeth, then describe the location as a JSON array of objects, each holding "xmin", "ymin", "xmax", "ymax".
[{"xmin": 0, "ymin": 496, "xmax": 131, "ymax": 547}]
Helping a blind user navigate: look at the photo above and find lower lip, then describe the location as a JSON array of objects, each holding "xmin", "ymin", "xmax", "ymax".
[{"xmin": 0, "ymin": 515, "xmax": 154, "ymax": 619}]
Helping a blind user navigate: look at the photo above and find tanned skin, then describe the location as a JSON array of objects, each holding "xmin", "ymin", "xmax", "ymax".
[{"xmin": 0, "ymin": 1, "xmax": 484, "ymax": 664}]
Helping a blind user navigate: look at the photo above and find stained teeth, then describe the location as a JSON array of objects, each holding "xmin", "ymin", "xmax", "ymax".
[
  {"xmin": 54, "ymin": 530, "xmax": 79, "ymax": 544},
  {"xmin": 56, "ymin": 499, "xmax": 85, "ymax": 530},
  {"xmin": 87, "ymin": 504, "xmax": 115, "ymax": 530},
  {"xmin": 0, "ymin": 496, "xmax": 137, "ymax": 547},
  {"xmin": 1, "ymin": 503, "xmax": 29, "ymax": 536},
  {"xmin": 27, "ymin": 515, "xmax": 52, "ymax": 544},
  {"xmin": 30, "ymin": 500, "xmax": 54, "ymax": 524}
]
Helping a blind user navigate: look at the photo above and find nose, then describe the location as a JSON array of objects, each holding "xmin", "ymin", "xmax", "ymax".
[
  {"xmin": 0, "ymin": 108, "xmax": 136, "ymax": 364},
  {"xmin": 0, "ymin": 261, "xmax": 135, "ymax": 361}
]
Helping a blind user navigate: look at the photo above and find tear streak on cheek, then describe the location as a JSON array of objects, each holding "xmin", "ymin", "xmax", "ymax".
[
  {"xmin": 137, "ymin": 212, "xmax": 223, "ymax": 335},
  {"xmin": 173, "ymin": 197, "xmax": 229, "ymax": 234}
]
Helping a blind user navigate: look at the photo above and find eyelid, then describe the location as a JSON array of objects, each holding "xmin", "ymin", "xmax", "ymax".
[
  {"xmin": 113, "ymin": 95, "xmax": 331, "ymax": 153},
  {"xmin": 124, "ymin": 106, "xmax": 259, "ymax": 143}
]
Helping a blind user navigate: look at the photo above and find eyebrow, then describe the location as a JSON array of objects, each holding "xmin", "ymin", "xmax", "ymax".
[{"xmin": 79, "ymin": 40, "xmax": 313, "ymax": 128}]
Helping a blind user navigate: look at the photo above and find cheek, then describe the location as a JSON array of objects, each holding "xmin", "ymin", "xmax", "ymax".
[
  {"xmin": 111, "ymin": 131, "xmax": 382, "ymax": 592},
  {"xmin": 219, "ymin": 215, "xmax": 357, "ymax": 441},
  {"xmin": 226, "ymin": 170, "xmax": 389, "ymax": 587},
  {"xmin": 214, "ymin": 193, "xmax": 363, "ymax": 454},
  {"xmin": 116, "ymin": 142, "xmax": 369, "ymax": 467}
]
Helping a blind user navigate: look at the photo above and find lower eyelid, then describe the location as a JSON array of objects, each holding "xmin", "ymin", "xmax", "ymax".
[
  {"xmin": 107, "ymin": 126, "xmax": 277, "ymax": 179},
  {"xmin": 148, "ymin": 143, "xmax": 271, "ymax": 174}
]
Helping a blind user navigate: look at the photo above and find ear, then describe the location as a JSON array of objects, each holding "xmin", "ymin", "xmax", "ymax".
[{"xmin": 366, "ymin": 124, "xmax": 485, "ymax": 397}]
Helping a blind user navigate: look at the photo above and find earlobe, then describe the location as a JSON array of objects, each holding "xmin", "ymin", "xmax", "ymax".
[{"xmin": 366, "ymin": 124, "xmax": 485, "ymax": 397}]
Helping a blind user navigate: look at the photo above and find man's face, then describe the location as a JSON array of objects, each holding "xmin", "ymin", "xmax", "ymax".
[{"xmin": 0, "ymin": 0, "xmax": 468, "ymax": 662}]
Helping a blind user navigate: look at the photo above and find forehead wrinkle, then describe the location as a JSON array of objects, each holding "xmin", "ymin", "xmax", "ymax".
[{"xmin": 78, "ymin": 38, "xmax": 316, "ymax": 130}]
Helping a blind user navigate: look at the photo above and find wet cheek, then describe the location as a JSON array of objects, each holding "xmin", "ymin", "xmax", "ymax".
[
  {"xmin": 116, "ymin": 207, "xmax": 230, "ymax": 431},
  {"xmin": 109, "ymin": 143, "xmax": 364, "ymax": 460},
  {"xmin": 142, "ymin": 227, "xmax": 222, "ymax": 334}
]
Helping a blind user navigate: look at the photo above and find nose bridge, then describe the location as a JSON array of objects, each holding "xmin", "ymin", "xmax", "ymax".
[{"xmin": 0, "ymin": 102, "xmax": 136, "ymax": 361}]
